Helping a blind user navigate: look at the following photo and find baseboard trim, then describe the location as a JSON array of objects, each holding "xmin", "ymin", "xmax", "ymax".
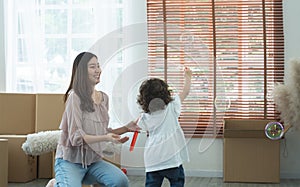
[
  {"xmin": 125, "ymin": 168, "xmax": 222, "ymax": 177},
  {"xmin": 185, "ymin": 169, "xmax": 223, "ymax": 177},
  {"xmin": 125, "ymin": 168, "xmax": 300, "ymax": 179},
  {"xmin": 126, "ymin": 167, "xmax": 145, "ymax": 176},
  {"xmin": 280, "ymin": 171, "xmax": 300, "ymax": 179}
]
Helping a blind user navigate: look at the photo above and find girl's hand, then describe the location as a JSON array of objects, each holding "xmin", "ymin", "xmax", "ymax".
[
  {"xmin": 125, "ymin": 118, "xmax": 141, "ymax": 132},
  {"xmin": 184, "ymin": 67, "xmax": 192, "ymax": 80}
]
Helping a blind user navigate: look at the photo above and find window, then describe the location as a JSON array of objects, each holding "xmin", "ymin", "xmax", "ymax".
[
  {"xmin": 147, "ymin": 0, "xmax": 284, "ymax": 137},
  {"xmin": 4, "ymin": 0, "xmax": 148, "ymax": 129},
  {"xmin": 5, "ymin": 0, "xmax": 125, "ymax": 93}
]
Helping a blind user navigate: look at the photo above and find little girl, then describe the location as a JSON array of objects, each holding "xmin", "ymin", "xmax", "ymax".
[{"xmin": 136, "ymin": 67, "xmax": 192, "ymax": 187}]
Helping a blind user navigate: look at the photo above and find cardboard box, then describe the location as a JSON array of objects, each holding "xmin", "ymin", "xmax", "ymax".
[
  {"xmin": 0, "ymin": 93, "xmax": 36, "ymax": 134},
  {"xmin": 52, "ymin": 151, "xmax": 56, "ymax": 178},
  {"xmin": 35, "ymin": 94, "xmax": 64, "ymax": 131},
  {"xmin": 223, "ymin": 119, "xmax": 280, "ymax": 183},
  {"xmin": 0, "ymin": 135, "xmax": 37, "ymax": 183},
  {"xmin": 0, "ymin": 139, "xmax": 8, "ymax": 187},
  {"xmin": 38, "ymin": 152, "xmax": 54, "ymax": 179}
]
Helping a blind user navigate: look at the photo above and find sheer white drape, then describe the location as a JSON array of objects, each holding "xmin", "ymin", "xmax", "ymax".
[
  {"xmin": 5, "ymin": 0, "xmax": 43, "ymax": 92},
  {"xmin": 4, "ymin": 0, "xmax": 148, "ymax": 129},
  {"xmin": 5, "ymin": 0, "xmax": 144, "ymax": 93}
]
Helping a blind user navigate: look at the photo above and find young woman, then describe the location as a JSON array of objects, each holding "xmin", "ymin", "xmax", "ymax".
[
  {"xmin": 136, "ymin": 67, "xmax": 192, "ymax": 187},
  {"xmin": 51, "ymin": 52, "xmax": 140, "ymax": 187}
]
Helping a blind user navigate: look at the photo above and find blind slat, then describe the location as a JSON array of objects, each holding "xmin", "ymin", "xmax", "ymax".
[{"xmin": 147, "ymin": 0, "xmax": 284, "ymax": 138}]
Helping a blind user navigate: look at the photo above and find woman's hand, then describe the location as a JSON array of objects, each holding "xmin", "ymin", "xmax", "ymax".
[
  {"xmin": 118, "ymin": 136, "xmax": 129, "ymax": 143},
  {"xmin": 106, "ymin": 133, "xmax": 129, "ymax": 144}
]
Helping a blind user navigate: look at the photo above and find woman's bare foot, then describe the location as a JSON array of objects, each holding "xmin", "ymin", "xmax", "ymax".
[{"xmin": 45, "ymin": 178, "xmax": 56, "ymax": 187}]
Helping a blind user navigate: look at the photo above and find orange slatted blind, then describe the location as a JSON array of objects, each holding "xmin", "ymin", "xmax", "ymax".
[{"xmin": 147, "ymin": 0, "xmax": 284, "ymax": 138}]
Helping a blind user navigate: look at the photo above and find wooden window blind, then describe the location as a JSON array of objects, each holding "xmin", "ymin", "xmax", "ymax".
[{"xmin": 147, "ymin": 0, "xmax": 284, "ymax": 138}]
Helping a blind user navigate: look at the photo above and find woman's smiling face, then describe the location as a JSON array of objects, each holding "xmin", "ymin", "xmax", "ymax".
[{"xmin": 87, "ymin": 57, "xmax": 101, "ymax": 85}]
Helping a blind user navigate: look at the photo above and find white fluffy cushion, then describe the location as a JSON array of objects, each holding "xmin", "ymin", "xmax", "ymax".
[{"xmin": 22, "ymin": 130, "xmax": 61, "ymax": 156}]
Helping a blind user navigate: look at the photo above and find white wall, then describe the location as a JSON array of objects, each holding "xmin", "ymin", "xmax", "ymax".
[
  {"xmin": 279, "ymin": 0, "xmax": 300, "ymax": 178},
  {"xmin": 121, "ymin": 0, "xmax": 300, "ymax": 179},
  {"xmin": 0, "ymin": 0, "xmax": 5, "ymax": 91},
  {"xmin": 283, "ymin": 0, "xmax": 300, "ymax": 67}
]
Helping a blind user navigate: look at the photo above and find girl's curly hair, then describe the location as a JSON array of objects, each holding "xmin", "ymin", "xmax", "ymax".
[{"xmin": 137, "ymin": 78, "xmax": 173, "ymax": 113}]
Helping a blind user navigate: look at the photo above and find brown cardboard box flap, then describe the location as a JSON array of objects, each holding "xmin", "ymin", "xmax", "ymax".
[{"xmin": 224, "ymin": 119, "xmax": 272, "ymax": 138}]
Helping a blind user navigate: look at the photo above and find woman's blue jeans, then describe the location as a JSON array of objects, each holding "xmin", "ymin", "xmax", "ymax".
[{"xmin": 54, "ymin": 158, "xmax": 129, "ymax": 187}]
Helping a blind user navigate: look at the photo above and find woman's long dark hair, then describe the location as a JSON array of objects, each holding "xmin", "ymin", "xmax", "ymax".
[
  {"xmin": 65, "ymin": 52, "xmax": 97, "ymax": 112},
  {"xmin": 137, "ymin": 78, "xmax": 173, "ymax": 113},
  {"xmin": 63, "ymin": 53, "xmax": 84, "ymax": 103}
]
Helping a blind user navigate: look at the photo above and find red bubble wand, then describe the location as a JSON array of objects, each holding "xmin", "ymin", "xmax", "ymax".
[{"xmin": 129, "ymin": 131, "xmax": 138, "ymax": 152}]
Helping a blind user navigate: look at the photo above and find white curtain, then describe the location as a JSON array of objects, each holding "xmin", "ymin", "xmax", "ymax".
[
  {"xmin": 4, "ymin": 0, "xmax": 148, "ymax": 127},
  {"xmin": 4, "ymin": 0, "xmax": 147, "ymax": 94},
  {"xmin": 5, "ymin": 0, "xmax": 43, "ymax": 92}
]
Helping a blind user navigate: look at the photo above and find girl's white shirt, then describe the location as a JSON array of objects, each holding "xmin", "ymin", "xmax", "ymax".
[{"xmin": 137, "ymin": 95, "xmax": 190, "ymax": 172}]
